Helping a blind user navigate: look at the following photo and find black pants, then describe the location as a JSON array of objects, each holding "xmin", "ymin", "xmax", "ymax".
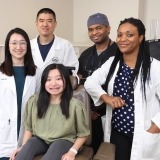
[
  {"xmin": 110, "ymin": 129, "xmax": 133, "ymax": 160},
  {"xmin": 91, "ymin": 107, "xmax": 106, "ymax": 154},
  {"xmin": 0, "ymin": 158, "xmax": 9, "ymax": 160},
  {"xmin": 15, "ymin": 136, "xmax": 73, "ymax": 160}
]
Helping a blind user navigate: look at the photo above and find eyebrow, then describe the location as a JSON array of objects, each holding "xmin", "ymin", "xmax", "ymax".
[
  {"xmin": 39, "ymin": 18, "xmax": 53, "ymax": 21},
  {"xmin": 10, "ymin": 40, "xmax": 26, "ymax": 42},
  {"xmin": 117, "ymin": 30, "xmax": 134, "ymax": 33}
]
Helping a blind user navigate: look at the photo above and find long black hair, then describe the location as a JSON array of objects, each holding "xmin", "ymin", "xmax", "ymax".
[
  {"xmin": 0, "ymin": 28, "xmax": 36, "ymax": 76},
  {"xmin": 37, "ymin": 63, "xmax": 73, "ymax": 119},
  {"xmin": 104, "ymin": 17, "xmax": 151, "ymax": 98}
]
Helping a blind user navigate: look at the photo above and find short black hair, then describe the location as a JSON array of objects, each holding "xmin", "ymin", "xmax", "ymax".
[{"xmin": 36, "ymin": 8, "xmax": 56, "ymax": 21}]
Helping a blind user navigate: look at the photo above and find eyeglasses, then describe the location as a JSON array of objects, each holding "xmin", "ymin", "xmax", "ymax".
[{"xmin": 9, "ymin": 41, "xmax": 27, "ymax": 48}]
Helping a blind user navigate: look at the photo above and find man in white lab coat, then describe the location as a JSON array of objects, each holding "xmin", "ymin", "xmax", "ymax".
[{"xmin": 31, "ymin": 8, "xmax": 79, "ymax": 75}]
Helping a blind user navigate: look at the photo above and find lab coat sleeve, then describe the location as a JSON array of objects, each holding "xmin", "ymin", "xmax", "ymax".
[
  {"xmin": 151, "ymin": 83, "xmax": 160, "ymax": 128},
  {"xmin": 84, "ymin": 58, "xmax": 114, "ymax": 106},
  {"xmin": 35, "ymin": 68, "xmax": 42, "ymax": 94},
  {"xmin": 152, "ymin": 112, "xmax": 160, "ymax": 128},
  {"xmin": 63, "ymin": 41, "xmax": 79, "ymax": 73}
]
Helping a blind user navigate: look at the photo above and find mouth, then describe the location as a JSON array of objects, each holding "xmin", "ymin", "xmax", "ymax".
[
  {"xmin": 119, "ymin": 44, "xmax": 129, "ymax": 47},
  {"xmin": 42, "ymin": 28, "xmax": 49, "ymax": 32},
  {"xmin": 49, "ymin": 87, "xmax": 60, "ymax": 91},
  {"xmin": 15, "ymin": 51, "xmax": 23, "ymax": 54},
  {"xmin": 91, "ymin": 36, "xmax": 100, "ymax": 41}
]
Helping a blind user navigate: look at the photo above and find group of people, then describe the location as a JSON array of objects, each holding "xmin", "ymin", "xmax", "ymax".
[{"xmin": 0, "ymin": 7, "xmax": 160, "ymax": 160}]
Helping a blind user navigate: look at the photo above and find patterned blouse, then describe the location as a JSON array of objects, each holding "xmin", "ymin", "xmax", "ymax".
[{"xmin": 112, "ymin": 62, "xmax": 135, "ymax": 135}]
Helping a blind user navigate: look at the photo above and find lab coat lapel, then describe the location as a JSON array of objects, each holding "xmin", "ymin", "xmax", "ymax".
[
  {"xmin": 31, "ymin": 38, "xmax": 44, "ymax": 66},
  {"xmin": 22, "ymin": 76, "xmax": 33, "ymax": 98},
  {"xmin": 44, "ymin": 37, "xmax": 60, "ymax": 64},
  {"xmin": 8, "ymin": 76, "xmax": 17, "ymax": 95}
]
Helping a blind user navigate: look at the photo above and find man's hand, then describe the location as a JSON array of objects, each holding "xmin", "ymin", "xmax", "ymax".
[{"xmin": 91, "ymin": 111, "xmax": 100, "ymax": 120}]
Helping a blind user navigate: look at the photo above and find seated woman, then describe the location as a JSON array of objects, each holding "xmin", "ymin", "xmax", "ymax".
[{"xmin": 10, "ymin": 63, "xmax": 90, "ymax": 160}]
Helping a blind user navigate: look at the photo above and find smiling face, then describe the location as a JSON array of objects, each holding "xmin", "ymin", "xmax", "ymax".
[
  {"xmin": 88, "ymin": 24, "xmax": 110, "ymax": 44},
  {"xmin": 9, "ymin": 33, "xmax": 27, "ymax": 64},
  {"xmin": 116, "ymin": 23, "xmax": 143, "ymax": 55},
  {"xmin": 36, "ymin": 13, "xmax": 57, "ymax": 38},
  {"xmin": 45, "ymin": 69, "xmax": 65, "ymax": 99}
]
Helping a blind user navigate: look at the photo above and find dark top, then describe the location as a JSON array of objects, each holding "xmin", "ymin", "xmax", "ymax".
[
  {"xmin": 112, "ymin": 62, "xmax": 134, "ymax": 135},
  {"xmin": 38, "ymin": 37, "xmax": 54, "ymax": 61},
  {"xmin": 78, "ymin": 41, "xmax": 117, "ymax": 111},
  {"xmin": 13, "ymin": 66, "xmax": 26, "ymax": 136},
  {"xmin": 78, "ymin": 41, "xmax": 117, "ymax": 79}
]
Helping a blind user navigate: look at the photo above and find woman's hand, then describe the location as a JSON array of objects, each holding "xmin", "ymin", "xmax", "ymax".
[
  {"xmin": 61, "ymin": 150, "xmax": 76, "ymax": 160},
  {"xmin": 101, "ymin": 94, "xmax": 125, "ymax": 109},
  {"xmin": 147, "ymin": 122, "xmax": 160, "ymax": 134},
  {"xmin": 9, "ymin": 147, "xmax": 22, "ymax": 160}
]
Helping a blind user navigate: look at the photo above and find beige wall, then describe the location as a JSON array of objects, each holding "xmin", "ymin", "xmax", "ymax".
[
  {"xmin": 73, "ymin": 0, "xmax": 143, "ymax": 45},
  {"xmin": 0, "ymin": 0, "xmax": 73, "ymax": 44},
  {"xmin": 143, "ymin": 0, "xmax": 160, "ymax": 40},
  {"xmin": 0, "ymin": 0, "xmax": 160, "ymax": 46},
  {"xmin": 1, "ymin": 0, "xmax": 160, "ymax": 62},
  {"xmin": 72, "ymin": 0, "xmax": 160, "ymax": 43}
]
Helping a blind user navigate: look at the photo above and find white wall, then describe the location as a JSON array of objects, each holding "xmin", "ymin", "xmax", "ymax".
[
  {"xmin": 0, "ymin": 0, "xmax": 73, "ymax": 44},
  {"xmin": 0, "ymin": 1, "xmax": 160, "ymax": 47},
  {"xmin": 143, "ymin": 0, "xmax": 160, "ymax": 40},
  {"xmin": 73, "ymin": 0, "xmax": 141, "ymax": 45},
  {"xmin": 2, "ymin": 0, "xmax": 160, "ymax": 62}
]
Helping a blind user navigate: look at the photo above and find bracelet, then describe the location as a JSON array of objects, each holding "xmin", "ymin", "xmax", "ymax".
[{"xmin": 69, "ymin": 147, "xmax": 78, "ymax": 155}]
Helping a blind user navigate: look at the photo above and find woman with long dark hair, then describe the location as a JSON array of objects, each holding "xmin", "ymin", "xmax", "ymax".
[
  {"xmin": 10, "ymin": 64, "xmax": 90, "ymax": 160},
  {"xmin": 0, "ymin": 28, "xmax": 38, "ymax": 160},
  {"xmin": 85, "ymin": 18, "xmax": 160, "ymax": 160}
]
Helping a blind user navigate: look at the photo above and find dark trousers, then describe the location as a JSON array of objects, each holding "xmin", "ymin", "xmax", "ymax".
[
  {"xmin": 91, "ymin": 107, "xmax": 106, "ymax": 154},
  {"xmin": 0, "ymin": 158, "xmax": 9, "ymax": 160},
  {"xmin": 110, "ymin": 129, "xmax": 133, "ymax": 160},
  {"xmin": 91, "ymin": 116, "xmax": 104, "ymax": 154},
  {"xmin": 15, "ymin": 136, "xmax": 73, "ymax": 160}
]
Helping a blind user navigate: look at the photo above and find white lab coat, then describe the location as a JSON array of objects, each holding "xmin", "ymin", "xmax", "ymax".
[
  {"xmin": 0, "ymin": 72, "xmax": 39, "ymax": 157},
  {"xmin": 30, "ymin": 35, "xmax": 79, "ymax": 75},
  {"xmin": 84, "ymin": 57, "xmax": 160, "ymax": 160}
]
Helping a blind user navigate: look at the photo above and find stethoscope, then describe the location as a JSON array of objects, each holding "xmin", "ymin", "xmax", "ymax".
[{"xmin": 84, "ymin": 39, "xmax": 111, "ymax": 76}]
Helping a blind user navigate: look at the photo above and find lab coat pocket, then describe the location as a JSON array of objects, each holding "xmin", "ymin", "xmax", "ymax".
[
  {"xmin": 0, "ymin": 120, "xmax": 12, "ymax": 143},
  {"xmin": 142, "ymin": 130, "xmax": 160, "ymax": 158}
]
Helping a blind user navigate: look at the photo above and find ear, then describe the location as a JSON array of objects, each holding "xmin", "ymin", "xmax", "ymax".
[
  {"xmin": 107, "ymin": 26, "xmax": 111, "ymax": 35},
  {"xmin": 55, "ymin": 21, "xmax": 57, "ymax": 28},
  {"xmin": 139, "ymin": 35, "xmax": 144, "ymax": 43}
]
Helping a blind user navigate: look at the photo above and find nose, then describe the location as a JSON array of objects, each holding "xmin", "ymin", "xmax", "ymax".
[
  {"xmin": 43, "ymin": 20, "xmax": 48, "ymax": 26},
  {"xmin": 119, "ymin": 35, "xmax": 127, "ymax": 42},
  {"xmin": 16, "ymin": 43, "xmax": 22, "ymax": 49},
  {"xmin": 91, "ymin": 29, "xmax": 98, "ymax": 35},
  {"xmin": 50, "ymin": 79, "xmax": 57, "ymax": 85}
]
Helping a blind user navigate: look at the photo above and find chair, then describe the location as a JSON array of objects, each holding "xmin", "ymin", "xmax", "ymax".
[
  {"xmin": 93, "ymin": 142, "xmax": 116, "ymax": 160},
  {"xmin": 34, "ymin": 76, "xmax": 115, "ymax": 160}
]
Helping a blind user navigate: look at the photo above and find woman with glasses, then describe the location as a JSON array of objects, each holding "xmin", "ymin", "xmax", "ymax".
[{"xmin": 0, "ymin": 28, "xmax": 39, "ymax": 160}]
